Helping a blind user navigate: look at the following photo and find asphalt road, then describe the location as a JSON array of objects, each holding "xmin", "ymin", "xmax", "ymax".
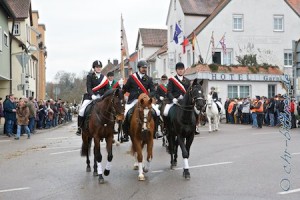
[{"xmin": 0, "ymin": 121, "xmax": 299, "ymax": 200}]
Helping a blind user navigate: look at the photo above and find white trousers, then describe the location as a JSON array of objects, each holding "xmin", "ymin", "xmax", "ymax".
[
  {"xmin": 78, "ymin": 94, "xmax": 101, "ymax": 116},
  {"xmin": 124, "ymin": 99, "xmax": 160, "ymax": 117},
  {"xmin": 163, "ymin": 103, "xmax": 174, "ymax": 116}
]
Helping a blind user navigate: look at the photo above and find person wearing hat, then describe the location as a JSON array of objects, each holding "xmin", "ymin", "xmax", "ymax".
[
  {"xmin": 121, "ymin": 59, "xmax": 159, "ymax": 142},
  {"xmin": 107, "ymin": 72, "xmax": 121, "ymax": 89},
  {"xmin": 163, "ymin": 62, "xmax": 190, "ymax": 116},
  {"xmin": 75, "ymin": 60, "xmax": 109, "ymax": 135},
  {"xmin": 209, "ymin": 86, "xmax": 222, "ymax": 113},
  {"xmin": 156, "ymin": 74, "xmax": 168, "ymax": 103}
]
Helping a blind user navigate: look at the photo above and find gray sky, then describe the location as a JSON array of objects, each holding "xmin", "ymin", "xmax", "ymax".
[{"xmin": 31, "ymin": 0, "xmax": 169, "ymax": 82}]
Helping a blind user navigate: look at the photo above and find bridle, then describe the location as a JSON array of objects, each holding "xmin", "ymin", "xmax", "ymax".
[{"xmin": 176, "ymin": 85, "xmax": 205, "ymax": 112}]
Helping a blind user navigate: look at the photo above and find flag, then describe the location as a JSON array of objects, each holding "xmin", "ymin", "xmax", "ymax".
[
  {"xmin": 121, "ymin": 15, "xmax": 130, "ymax": 59},
  {"xmin": 210, "ymin": 31, "xmax": 215, "ymax": 55},
  {"xmin": 173, "ymin": 23, "xmax": 182, "ymax": 44},
  {"xmin": 219, "ymin": 35, "xmax": 226, "ymax": 54},
  {"xmin": 182, "ymin": 36, "xmax": 189, "ymax": 54},
  {"xmin": 189, "ymin": 32, "xmax": 196, "ymax": 52}
]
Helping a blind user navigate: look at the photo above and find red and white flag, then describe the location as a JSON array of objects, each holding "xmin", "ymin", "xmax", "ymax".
[{"xmin": 219, "ymin": 35, "xmax": 227, "ymax": 54}]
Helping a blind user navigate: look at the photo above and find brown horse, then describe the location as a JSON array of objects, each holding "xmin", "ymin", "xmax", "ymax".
[
  {"xmin": 81, "ymin": 88, "xmax": 124, "ymax": 184},
  {"xmin": 129, "ymin": 93, "xmax": 155, "ymax": 181}
]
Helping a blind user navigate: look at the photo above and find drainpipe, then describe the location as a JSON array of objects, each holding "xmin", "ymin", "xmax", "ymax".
[{"xmin": 9, "ymin": 18, "xmax": 15, "ymax": 94}]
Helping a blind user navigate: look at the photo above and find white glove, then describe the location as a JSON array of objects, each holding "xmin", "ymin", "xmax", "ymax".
[
  {"xmin": 172, "ymin": 98, "xmax": 178, "ymax": 104},
  {"xmin": 118, "ymin": 78, "xmax": 124, "ymax": 87},
  {"xmin": 178, "ymin": 95, "xmax": 184, "ymax": 100},
  {"xmin": 159, "ymin": 96, "xmax": 164, "ymax": 101},
  {"xmin": 91, "ymin": 95, "xmax": 97, "ymax": 100}
]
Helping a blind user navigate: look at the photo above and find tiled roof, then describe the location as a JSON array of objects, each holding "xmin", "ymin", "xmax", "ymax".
[
  {"xmin": 285, "ymin": 0, "xmax": 300, "ymax": 16},
  {"xmin": 1, "ymin": 0, "xmax": 16, "ymax": 17},
  {"xmin": 185, "ymin": 64, "xmax": 284, "ymax": 75},
  {"xmin": 139, "ymin": 28, "xmax": 167, "ymax": 47},
  {"xmin": 179, "ymin": 0, "xmax": 222, "ymax": 16},
  {"xmin": 5, "ymin": 0, "xmax": 31, "ymax": 19}
]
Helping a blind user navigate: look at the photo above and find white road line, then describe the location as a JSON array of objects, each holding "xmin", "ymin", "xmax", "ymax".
[
  {"xmin": 278, "ymin": 188, "xmax": 300, "ymax": 195},
  {"xmin": 292, "ymin": 152, "xmax": 300, "ymax": 155},
  {"xmin": 0, "ymin": 140, "xmax": 11, "ymax": 143},
  {"xmin": 46, "ymin": 137, "xmax": 69, "ymax": 140},
  {"xmin": 0, "ymin": 187, "xmax": 30, "ymax": 193},
  {"xmin": 45, "ymin": 146, "xmax": 80, "ymax": 150},
  {"xmin": 152, "ymin": 161, "xmax": 233, "ymax": 173},
  {"xmin": 50, "ymin": 149, "xmax": 80, "ymax": 155},
  {"xmin": 252, "ymin": 132, "xmax": 277, "ymax": 135}
]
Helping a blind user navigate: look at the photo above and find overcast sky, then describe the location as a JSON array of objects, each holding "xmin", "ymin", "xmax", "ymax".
[{"xmin": 31, "ymin": 0, "xmax": 170, "ymax": 82}]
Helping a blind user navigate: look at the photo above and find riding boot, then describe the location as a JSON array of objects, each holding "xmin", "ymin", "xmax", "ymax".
[
  {"xmin": 76, "ymin": 116, "xmax": 84, "ymax": 136},
  {"xmin": 154, "ymin": 116, "xmax": 162, "ymax": 139},
  {"xmin": 121, "ymin": 120, "xmax": 129, "ymax": 142}
]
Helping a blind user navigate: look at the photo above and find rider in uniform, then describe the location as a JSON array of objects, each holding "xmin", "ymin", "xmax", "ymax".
[
  {"xmin": 75, "ymin": 60, "xmax": 109, "ymax": 135},
  {"xmin": 121, "ymin": 59, "xmax": 160, "ymax": 142},
  {"xmin": 156, "ymin": 74, "xmax": 168, "ymax": 103},
  {"xmin": 209, "ymin": 86, "xmax": 221, "ymax": 113},
  {"xmin": 163, "ymin": 62, "xmax": 190, "ymax": 116},
  {"xmin": 107, "ymin": 72, "xmax": 121, "ymax": 89}
]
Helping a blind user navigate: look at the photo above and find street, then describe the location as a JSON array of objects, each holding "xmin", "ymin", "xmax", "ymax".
[{"xmin": 0, "ymin": 121, "xmax": 299, "ymax": 200}]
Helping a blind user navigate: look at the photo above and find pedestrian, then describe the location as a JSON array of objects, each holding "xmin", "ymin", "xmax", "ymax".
[
  {"xmin": 15, "ymin": 98, "xmax": 31, "ymax": 140},
  {"xmin": 27, "ymin": 96, "xmax": 37, "ymax": 133},
  {"xmin": 3, "ymin": 94, "xmax": 17, "ymax": 137},
  {"xmin": 0, "ymin": 97, "xmax": 4, "ymax": 125},
  {"xmin": 253, "ymin": 96, "xmax": 263, "ymax": 128}
]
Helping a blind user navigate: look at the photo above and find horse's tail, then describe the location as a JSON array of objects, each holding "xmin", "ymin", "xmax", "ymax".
[{"xmin": 81, "ymin": 137, "xmax": 91, "ymax": 157}]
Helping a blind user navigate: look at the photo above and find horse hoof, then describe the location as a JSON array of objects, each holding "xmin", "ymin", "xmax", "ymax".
[
  {"xmin": 138, "ymin": 174, "xmax": 145, "ymax": 181},
  {"xmin": 133, "ymin": 165, "xmax": 139, "ymax": 170},
  {"xmin": 116, "ymin": 141, "xmax": 120, "ymax": 146},
  {"xmin": 86, "ymin": 167, "xmax": 91, "ymax": 172},
  {"xmin": 93, "ymin": 171, "xmax": 98, "ymax": 176},
  {"xmin": 143, "ymin": 167, "xmax": 149, "ymax": 173},
  {"xmin": 104, "ymin": 169, "xmax": 110, "ymax": 176},
  {"xmin": 183, "ymin": 169, "xmax": 190, "ymax": 180},
  {"xmin": 98, "ymin": 175, "xmax": 104, "ymax": 184}
]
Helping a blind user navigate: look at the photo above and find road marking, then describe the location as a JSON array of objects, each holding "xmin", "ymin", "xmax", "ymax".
[
  {"xmin": 50, "ymin": 149, "xmax": 80, "ymax": 155},
  {"xmin": 252, "ymin": 132, "xmax": 277, "ymax": 135},
  {"xmin": 45, "ymin": 146, "xmax": 80, "ymax": 150},
  {"xmin": 46, "ymin": 137, "xmax": 69, "ymax": 140},
  {"xmin": 152, "ymin": 161, "xmax": 233, "ymax": 173},
  {"xmin": 0, "ymin": 187, "xmax": 30, "ymax": 193},
  {"xmin": 0, "ymin": 140, "xmax": 11, "ymax": 143},
  {"xmin": 292, "ymin": 152, "xmax": 300, "ymax": 155},
  {"xmin": 278, "ymin": 188, "xmax": 300, "ymax": 195}
]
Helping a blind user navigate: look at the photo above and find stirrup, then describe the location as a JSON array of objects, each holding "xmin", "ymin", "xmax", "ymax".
[{"xmin": 76, "ymin": 128, "xmax": 81, "ymax": 136}]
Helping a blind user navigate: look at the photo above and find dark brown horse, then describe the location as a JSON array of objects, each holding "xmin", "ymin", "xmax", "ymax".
[
  {"xmin": 129, "ymin": 93, "xmax": 155, "ymax": 181},
  {"xmin": 81, "ymin": 88, "xmax": 124, "ymax": 184}
]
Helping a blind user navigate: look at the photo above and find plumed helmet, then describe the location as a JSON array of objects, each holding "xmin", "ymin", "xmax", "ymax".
[
  {"xmin": 137, "ymin": 59, "xmax": 148, "ymax": 68},
  {"xmin": 161, "ymin": 74, "xmax": 168, "ymax": 80},
  {"xmin": 92, "ymin": 60, "xmax": 102, "ymax": 68},
  {"xmin": 175, "ymin": 62, "xmax": 185, "ymax": 70},
  {"xmin": 107, "ymin": 72, "xmax": 114, "ymax": 77},
  {"xmin": 211, "ymin": 87, "xmax": 215, "ymax": 90}
]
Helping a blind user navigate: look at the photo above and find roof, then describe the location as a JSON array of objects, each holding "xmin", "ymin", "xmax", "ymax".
[
  {"xmin": 147, "ymin": 42, "xmax": 168, "ymax": 60},
  {"xmin": 5, "ymin": 0, "xmax": 31, "ymax": 19},
  {"xmin": 285, "ymin": 0, "xmax": 300, "ymax": 16},
  {"xmin": 179, "ymin": 0, "xmax": 222, "ymax": 16},
  {"xmin": 0, "ymin": 0, "xmax": 16, "ymax": 17},
  {"xmin": 136, "ymin": 28, "xmax": 167, "ymax": 49},
  {"xmin": 185, "ymin": 64, "xmax": 284, "ymax": 75}
]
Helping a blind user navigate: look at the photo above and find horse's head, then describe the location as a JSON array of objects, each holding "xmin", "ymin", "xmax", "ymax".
[
  {"xmin": 138, "ymin": 93, "xmax": 152, "ymax": 110},
  {"xmin": 206, "ymin": 94, "xmax": 213, "ymax": 108},
  {"xmin": 111, "ymin": 88, "xmax": 125, "ymax": 121},
  {"xmin": 188, "ymin": 79, "xmax": 206, "ymax": 111},
  {"xmin": 137, "ymin": 93, "xmax": 154, "ymax": 131}
]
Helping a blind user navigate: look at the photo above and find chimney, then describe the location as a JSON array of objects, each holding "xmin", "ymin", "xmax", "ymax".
[
  {"xmin": 108, "ymin": 59, "xmax": 111, "ymax": 64},
  {"xmin": 113, "ymin": 59, "xmax": 118, "ymax": 66}
]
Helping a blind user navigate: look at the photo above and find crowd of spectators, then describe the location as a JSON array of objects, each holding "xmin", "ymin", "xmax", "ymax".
[
  {"xmin": 224, "ymin": 94, "xmax": 300, "ymax": 129},
  {"xmin": 0, "ymin": 94, "xmax": 78, "ymax": 138}
]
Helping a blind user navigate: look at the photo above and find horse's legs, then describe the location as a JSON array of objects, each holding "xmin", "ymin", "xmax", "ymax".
[
  {"xmin": 178, "ymin": 135, "xmax": 194, "ymax": 180},
  {"xmin": 207, "ymin": 116, "xmax": 212, "ymax": 132},
  {"xmin": 144, "ymin": 136, "xmax": 153, "ymax": 173},
  {"xmin": 104, "ymin": 136, "xmax": 113, "ymax": 176},
  {"xmin": 133, "ymin": 139, "xmax": 145, "ymax": 181},
  {"xmin": 94, "ymin": 138, "xmax": 104, "ymax": 184},
  {"xmin": 81, "ymin": 133, "xmax": 91, "ymax": 172}
]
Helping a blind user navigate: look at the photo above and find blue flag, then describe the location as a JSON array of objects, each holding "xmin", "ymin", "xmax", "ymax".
[{"xmin": 173, "ymin": 23, "xmax": 182, "ymax": 44}]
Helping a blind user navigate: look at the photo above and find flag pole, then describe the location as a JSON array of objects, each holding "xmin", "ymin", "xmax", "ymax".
[{"xmin": 120, "ymin": 14, "xmax": 125, "ymax": 80}]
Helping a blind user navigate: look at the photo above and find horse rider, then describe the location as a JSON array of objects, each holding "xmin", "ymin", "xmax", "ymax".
[
  {"xmin": 75, "ymin": 60, "xmax": 110, "ymax": 135},
  {"xmin": 156, "ymin": 74, "xmax": 168, "ymax": 103},
  {"xmin": 210, "ymin": 86, "xmax": 222, "ymax": 113},
  {"xmin": 107, "ymin": 71, "xmax": 122, "ymax": 89},
  {"xmin": 163, "ymin": 62, "xmax": 190, "ymax": 117},
  {"xmin": 121, "ymin": 59, "xmax": 160, "ymax": 142}
]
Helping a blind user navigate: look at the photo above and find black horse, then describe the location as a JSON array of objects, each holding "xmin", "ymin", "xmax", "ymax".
[
  {"xmin": 164, "ymin": 79, "xmax": 206, "ymax": 179},
  {"xmin": 81, "ymin": 88, "xmax": 125, "ymax": 184}
]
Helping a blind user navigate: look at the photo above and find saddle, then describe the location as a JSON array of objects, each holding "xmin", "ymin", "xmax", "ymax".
[{"xmin": 82, "ymin": 99, "xmax": 101, "ymax": 129}]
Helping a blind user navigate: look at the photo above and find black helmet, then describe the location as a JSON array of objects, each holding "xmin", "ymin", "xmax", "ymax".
[
  {"xmin": 175, "ymin": 62, "xmax": 185, "ymax": 70},
  {"xmin": 161, "ymin": 74, "xmax": 168, "ymax": 80},
  {"xmin": 211, "ymin": 87, "xmax": 215, "ymax": 90},
  {"xmin": 137, "ymin": 60, "xmax": 148, "ymax": 68},
  {"xmin": 107, "ymin": 72, "xmax": 114, "ymax": 77},
  {"xmin": 92, "ymin": 60, "xmax": 102, "ymax": 68}
]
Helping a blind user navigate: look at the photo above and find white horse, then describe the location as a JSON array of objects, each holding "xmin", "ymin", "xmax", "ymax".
[{"xmin": 206, "ymin": 94, "xmax": 223, "ymax": 132}]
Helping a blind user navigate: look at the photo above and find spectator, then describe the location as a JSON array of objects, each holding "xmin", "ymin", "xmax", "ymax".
[
  {"xmin": 241, "ymin": 97, "xmax": 250, "ymax": 124},
  {"xmin": 3, "ymin": 94, "xmax": 17, "ymax": 137},
  {"xmin": 15, "ymin": 98, "xmax": 31, "ymax": 140},
  {"xmin": 266, "ymin": 98, "xmax": 275, "ymax": 127},
  {"xmin": 27, "ymin": 96, "xmax": 37, "ymax": 133},
  {"xmin": 0, "ymin": 97, "xmax": 4, "ymax": 125}
]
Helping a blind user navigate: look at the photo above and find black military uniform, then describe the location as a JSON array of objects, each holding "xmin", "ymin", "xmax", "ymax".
[
  {"xmin": 210, "ymin": 87, "xmax": 221, "ymax": 112},
  {"xmin": 107, "ymin": 72, "xmax": 120, "ymax": 89},
  {"xmin": 76, "ymin": 60, "xmax": 109, "ymax": 135},
  {"xmin": 156, "ymin": 75, "xmax": 168, "ymax": 103}
]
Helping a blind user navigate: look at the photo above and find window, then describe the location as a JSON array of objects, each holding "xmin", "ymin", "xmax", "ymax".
[
  {"xmin": 4, "ymin": 32, "xmax": 8, "ymax": 47},
  {"xmin": 233, "ymin": 14, "xmax": 243, "ymax": 31},
  {"xmin": 13, "ymin": 22, "xmax": 20, "ymax": 35},
  {"xmin": 228, "ymin": 85, "xmax": 250, "ymax": 98},
  {"xmin": 223, "ymin": 50, "xmax": 233, "ymax": 65},
  {"xmin": 170, "ymin": 25, "xmax": 173, "ymax": 42},
  {"xmin": 212, "ymin": 51, "xmax": 221, "ymax": 64},
  {"xmin": 268, "ymin": 85, "xmax": 276, "ymax": 98},
  {"xmin": 26, "ymin": 25, "xmax": 31, "ymax": 42},
  {"xmin": 284, "ymin": 50, "xmax": 293, "ymax": 66},
  {"xmin": 274, "ymin": 15, "xmax": 284, "ymax": 31}
]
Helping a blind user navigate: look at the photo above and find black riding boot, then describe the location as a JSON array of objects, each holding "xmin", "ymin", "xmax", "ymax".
[
  {"xmin": 154, "ymin": 115, "xmax": 162, "ymax": 139},
  {"xmin": 121, "ymin": 120, "xmax": 129, "ymax": 142},
  {"xmin": 76, "ymin": 116, "xmax": 84, "ymax": 136}
]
